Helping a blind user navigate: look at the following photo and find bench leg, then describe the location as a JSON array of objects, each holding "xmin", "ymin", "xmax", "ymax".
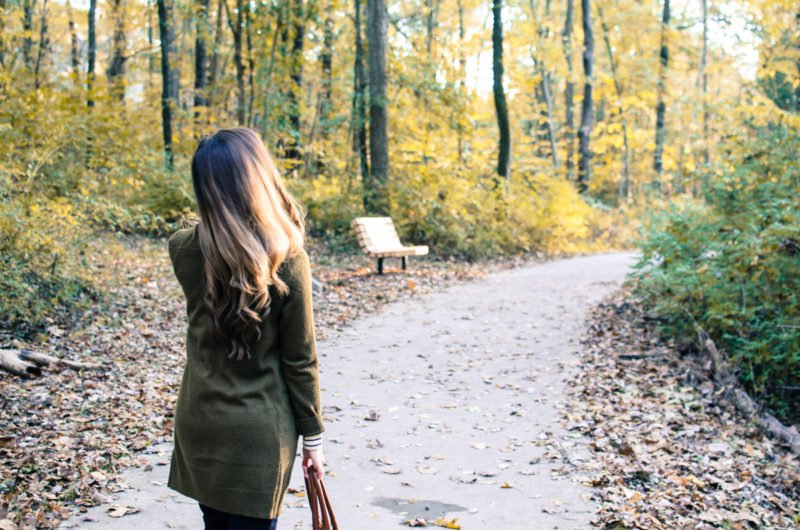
[
  {"xmin": 377, "ymin": 257, "xmax": 384, "ymax": 275},
  {"xmin": 401, "ymin": 256, "xmax": 407, "ymax": 270}
]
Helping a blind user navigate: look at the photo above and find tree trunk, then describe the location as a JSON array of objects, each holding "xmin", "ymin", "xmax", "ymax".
[
  {"xmin": 170, "ymin": 9, "xmax": 181, "ymax": 107},
  {"xmin": 175, "ymin": 6, "xmax": 190, "ymax": 111},
  {"xmin": 194, "ymin": 0, "xmax": 210, "ymax": 123},
  {"xmin": 653, "ymin": 0, "xmax": 670, "ymax": 191},
  {"xmin": 699, "ymin": 0, "xmax": 709, "ymax": 167},
  {"xmin": 425, "ymin": 0, "xmax": 439, "ymax": 54},
  {"xmin": 529, "ymin": 0, "xmax": 558, "ymax": 168},
  {"xmin": 157, "ymin": 0, "xmax": 175, "ymax": 170},
  {"xmin": 561, "ymin": 0, "xmax": 575, "ymax": 180},
  {"xmin": 421, "ymin": 0, "xmax": 440, "ymax": 162},
  {"xmin": 365, "ymin": 0, "xmax": 389, "ymax": 213},
  {"xmin": 209, "ymin": 0, "xmax": 224, "ymax": 86},
  {"xmin": 492, "ymin": 0, "xmax": 510, "ymax": 181},
  {"xmin": 577, "ymin": 0, "xmax": 593, "ymax": 193},
  {"xmin": 85, "ymin": 0, "xmax": 97, "ymax": 166},
  {"xmin": 597, "ymin": 2, "xmax": 631, "ymax": 203},
  {"xmin": 456, "ymin": 0, "xmax": 466, "ymax": 164},
  {"xmin": 23, "ymin": 0, "xmax": 35, "ymax": 69},
  {"xmin": 87, "ymin": 0, "xmax": 97, "ymax": 108},
  {"xmin": 287, "ymin": 0, "xmax": 306, "ymax": 162},
  {"xmin": 208, "ymin": 0, "xmax": 224, "ymax": 119},
  {"xmin": 259, "ymin": 14, "xmax": 282, "ymax": 138},
  {"xmin": 33, "ymin": 0, "xmax": 48, "ymax": 89},
  {"xmin": 225, "ymin": 0, "xmax": 246, "ymax": 125},
  {"xmin": 540, "ymin": 68, "xmax": 558, "ymax": 168},
  {"xmin": 147, "ymin": 0, "xmax": 155, "ymax": 79},
  {"xmin": 0, "ymin": 0, "xmax": 7, "ymax": 68},
  {"xmin": 246, "ymin": 4, "xmax": 256, "ymax": 126},
  {"xmin": 107, "ymin": 0, "xmax": 127, "ymax": 101},
  {"xmin": 320, "ymin": 3, "xmax": 333, "ymax": 137},
  {"xmin": 68, "ymin": 1, "xmax": 80, "ymax": 82},
  {"xmin": 352, "ymin": 0, "xmax": 369, "ymax": 184}
]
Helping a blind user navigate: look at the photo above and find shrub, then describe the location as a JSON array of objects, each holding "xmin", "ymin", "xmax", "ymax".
[
  {"xmin": 633, "ymin": 124, "xmax": 800, "ymax": 422},
  {"xmin": 0, "ymin": 196, "xmax": 99, "ymax": 338}
]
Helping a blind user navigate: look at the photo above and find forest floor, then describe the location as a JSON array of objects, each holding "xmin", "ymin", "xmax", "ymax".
[{"xmin": 563, "ymin": 292, "xmax": 800, "ymax": 529}]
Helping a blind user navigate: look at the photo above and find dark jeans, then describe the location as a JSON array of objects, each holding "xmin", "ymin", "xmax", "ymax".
[{"xmin": 199, "ymin": 504, "xmax": 278, "ymax": 530}]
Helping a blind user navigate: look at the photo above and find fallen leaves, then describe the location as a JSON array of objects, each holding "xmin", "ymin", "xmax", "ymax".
[
  {"xmin": 105, "ymin": 505, "xmax": 139, "ymax": 518},
  {"xmin": 402, "ymin": 516, "xmax": 461, "ymax": 528},
  {"xmin": 563, "ymin": 290, "xmax": 800, "ymax": 529}
]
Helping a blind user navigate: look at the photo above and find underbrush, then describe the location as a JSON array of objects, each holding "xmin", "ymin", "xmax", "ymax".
[
  {"xmin": 0, "ymin": 197, "xmax": 100, "ymax": 339},
  {"xmin": 633, "ymin": 125, "xmax": 800, "ymax": 423}
]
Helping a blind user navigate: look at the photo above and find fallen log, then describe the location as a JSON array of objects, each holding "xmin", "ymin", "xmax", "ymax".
[
  {"xmin": 0, "ymin": 349, "xmax": 42, "ymax": 377},
  {"xmin": 0, "ymin": 349, "xmax": 103, "ymax": 377},
  {"xmin": 693, "ymin": 325, "xmax": 800, "ymax": 455},
  {"xmin": 18, "ymin": 350, "xmax": 103, "ymax": 371}
]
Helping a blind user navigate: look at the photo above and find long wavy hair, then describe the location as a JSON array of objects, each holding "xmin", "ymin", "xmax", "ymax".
[{"xmin": 191, "ymin": 128, "xmax": 305, "ymax": 360}]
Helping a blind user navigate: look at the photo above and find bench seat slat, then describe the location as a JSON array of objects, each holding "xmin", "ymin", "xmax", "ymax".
[{"xmin": 351, "ymin": 217, "xmax": 430, "ymax": 262}]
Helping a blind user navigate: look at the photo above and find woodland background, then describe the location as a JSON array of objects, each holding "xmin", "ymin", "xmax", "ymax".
[{"xmin": 0, "ymin": 0, "xmax": 798, "ymax": 449}]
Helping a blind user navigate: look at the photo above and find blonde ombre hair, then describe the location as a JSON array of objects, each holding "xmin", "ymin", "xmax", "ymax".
[{"xmin": 191, "ymin": 128, "xmax": 305, "ymax": 360}]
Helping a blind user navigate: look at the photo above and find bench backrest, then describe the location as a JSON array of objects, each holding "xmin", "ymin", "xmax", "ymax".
[{"xmin": 351, "ymin": 217, "xmax": 404, "ymax": 252}]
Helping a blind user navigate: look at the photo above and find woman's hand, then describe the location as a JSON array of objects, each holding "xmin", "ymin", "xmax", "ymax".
[{"xmin": 302, "ymin": 447, "xmax": 326, "ymax": 479}]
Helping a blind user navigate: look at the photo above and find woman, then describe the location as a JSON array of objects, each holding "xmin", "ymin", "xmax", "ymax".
[{"xmin": 166, "ymin": 128, "xmax": 326, "ymax": 530}]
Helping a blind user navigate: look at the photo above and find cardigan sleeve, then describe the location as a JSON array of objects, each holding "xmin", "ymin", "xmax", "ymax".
[{"xmin": 278, "ymin": 248, "xmax": 325, "ymax": 437}]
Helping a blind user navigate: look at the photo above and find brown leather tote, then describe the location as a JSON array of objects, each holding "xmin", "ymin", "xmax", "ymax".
[{"xmin": 304, "ymin": 467, "xmax": 339, "ymax": 530}]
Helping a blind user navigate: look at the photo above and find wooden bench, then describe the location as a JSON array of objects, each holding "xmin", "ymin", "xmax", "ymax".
[{"xmin": 351, "ymin": 217, "xmax": 429, "ymax": 274}]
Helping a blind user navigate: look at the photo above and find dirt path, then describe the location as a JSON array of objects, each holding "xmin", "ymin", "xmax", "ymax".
[{"xmin": 70, "ymin": 253, "xmax": 636, "ymax": 530}]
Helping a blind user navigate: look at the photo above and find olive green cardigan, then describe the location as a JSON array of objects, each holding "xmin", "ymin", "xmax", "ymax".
[{"xmin": 166, "ymin": 224, "xmax": 325, "ymax": 519}]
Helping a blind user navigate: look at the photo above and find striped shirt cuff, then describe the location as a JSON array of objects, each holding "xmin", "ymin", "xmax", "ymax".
[{"xmin": 303, "ymin": 434, "xmax": 323, "ymax": 451}]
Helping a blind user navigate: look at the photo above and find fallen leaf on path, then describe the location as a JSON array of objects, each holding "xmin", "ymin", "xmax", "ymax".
[
  {"xmin": 106, "ymin": 505, "xmax": 140, "ymax": 518},
  {"xmin": 433, "ymin": 517, "xmax": 461, "ymax": 529}
]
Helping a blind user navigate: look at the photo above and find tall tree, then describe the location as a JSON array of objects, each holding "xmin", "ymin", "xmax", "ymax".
[
  {"xmin": 87, "ymin": 0, "xmax": 97, "ymax": 108},
  {"xmin": 33, "ymin": 0, "xmax": 48, "ymax": 89},
  {"xmin": 529, "ymin": 0, "xmax": 558, "ymax": 168},
  {"xmin": 208, "ymin": 0, "xmax": 225, "ymax": 108},
  {"xmin": 225, "ymin": 0, "xmax": 246, "ymax": 125},
  {"xmin": 156, "ymin": 0, "xmax": 175, "ymax": 169},
  {"xmin": 492, "ymin": 0, "xmax": 510, "ymax": 180},
  {"xmin": 245, "ymin": 4, "xmax": 256, "ymax": 125},
  {"xmin": 561, "ymin": 0, "xmax": 575, "ymax": 179},
  {"xmin": 258, "ymin": 13, "xmax": 282, "ymax": 138},
  {"xmin": 147, "ymin": 0, "xmax": 155, "ymax": 79},
  {"xmin": 365, "ymin": 0, "xmax": 389, "ymax": 212},
  {"xmin": 698, "ymin": 0, "xmax": 709, "ymax": 166},
  {"xmin": 194, "ymin": 0, "xmax": 210, "ymax": 123},
  {"xmin": 577, "ymin": 0, "xmax": 593, "ymax": 192},
  {"xmin": 23, "ymin": 0, "xmax": 35, "ymax": 68},
  {"xmin": 107, "ymin": 0, "xmax": 127, "ymax": 101},
  {"xmin": 351, "ymin": 0, "xmax": 369, "ymax": 182},
  {"xmin": 67, "ymin": 1, "xmax": 80, "ymax": 82},
  {"xmin": 456, "ymin": 0, "xmax": 467, "ymax": 164},
  {"xmin": 287, "ymin": 0, "xmax": 306, "ymax": 161},
  {"xmin": 320, "ymin": 6, "xmax": 334, "ymax": 136},
  {"xmin": 0, "ymin": 0, "xmax": 6, "ymax": 68},
  {"xmin": 597, "ymin": 2, "xmax": 631, "ymax": 202},
  {"xmin": 653, "ymin": 0, "xmax": 670, "ymax": 189}
]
